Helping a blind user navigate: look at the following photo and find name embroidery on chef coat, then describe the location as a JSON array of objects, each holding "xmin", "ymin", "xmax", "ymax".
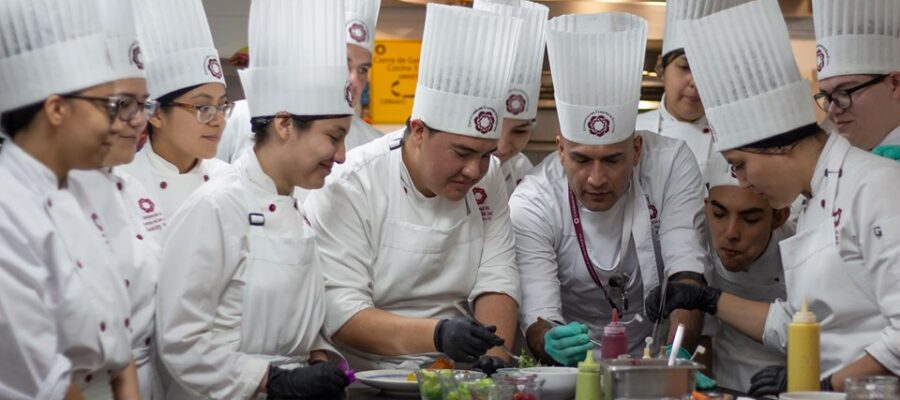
[{"xmin": 472, "ymin": 187, "xmax": 492, "ymax": 221}]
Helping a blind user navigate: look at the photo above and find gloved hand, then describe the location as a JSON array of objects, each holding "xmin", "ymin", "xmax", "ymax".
[
  {"xmin": 644, "ymin": 283, "xmax": 722, "ymax": 322},
  {"xmin": 544, "ymin": 322, "xmax": 594, "ymax": 367},
  {"xmin": 873, "ymin": 145, "xmax": 900, "ymax": 161},
  {"xmin": 748, "ymin": 365, "xmax": 787, "ymax": 397},
  {"xmin": 434, "ymin": 318, "xmax": 505, "ymax": 363},
  {"xmin": 472, "ymin": 355, "xmax": 511, "ymax": 375},
  {"xmin": 266, "ymin": 362, "xmax": 350, "ymax": 399}
]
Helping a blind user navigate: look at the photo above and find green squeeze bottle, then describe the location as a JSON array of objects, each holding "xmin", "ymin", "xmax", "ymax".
[{"xmin": 576, "ymin": 350, "xmax": 601, "ymax": 400}]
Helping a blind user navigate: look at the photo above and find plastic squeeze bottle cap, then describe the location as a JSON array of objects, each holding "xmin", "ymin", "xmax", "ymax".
[
  {"xmin": 604, "ymin": 309, "xmax": 626, "ymax": 335},
  {"xmin": 793, "ymin": 297, "xmax": 818, "ymax": 324},
  {"xmin": 578, "ymin": 350, "xmax": 599, "ymax": 372}
]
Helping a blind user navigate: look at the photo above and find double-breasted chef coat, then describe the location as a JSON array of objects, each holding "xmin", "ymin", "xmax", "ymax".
[
  {"xmin": 763, "ymin": 133, "xmax": 900, "ymax": 377},
  {"xmin": 0, "ymin": 141, "xmax": 132, "ymax": 400},
  {"xmin": 303, "ymin": 130, "xmax": 521, "ymax": 371},
  {"xmin": 509, "ymin": 131, "xmax": 709, "ymax": 357},
  {"xmin": 635, "ymin": 95, "xmax": 713, "ymax": 167},
  {"xmin": 156, "ymin": 150, "xmax": 332, "ymax": 399}
]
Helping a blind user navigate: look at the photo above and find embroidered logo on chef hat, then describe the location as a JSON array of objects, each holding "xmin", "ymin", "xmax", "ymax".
[
  {"xmin": 347, "ymin": 20, "xmax": 369, "ymax": 44},
  {"xmin": 205, "ymin": 56, "xmax": 223, "ymax": 79},
  {"xmin": 345, "ymin": 81, "xmax": 354, "ymax": 108},
  {"xmin": 506, "ymin": 90, "xmax": 529, "ymax": 116},
  {"xmin": 129, "ymin": 42, "xmax": 144, "ymax": 70},
  {"xmin": 138, "ymin": 198, "xmax": 156, "ymax": 214},
  {"xmin": 470, "ymin": 107, "xmax": 499, "ymax": 135},
  {"xmin": 816, "ymin": 45, "xmax": 829, "ymax": 73},
  {"xmin": 584, "ymin": 111, "xmax": 615, "ymax": 138}
]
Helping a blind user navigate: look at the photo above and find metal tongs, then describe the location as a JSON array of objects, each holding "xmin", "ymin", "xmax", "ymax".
[
  {"xmin": 649, "ymin": 273, "xmax": 670, "ymax": 357},
  {"xmin": 453, "ymin": 301, "xmax": 520, "ymax": 362}
]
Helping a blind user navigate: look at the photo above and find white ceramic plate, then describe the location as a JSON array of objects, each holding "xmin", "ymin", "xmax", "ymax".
[
  {"xmin": 355, "ymin": 369, "xmax": 419, "ymax": 393},
  {"xmin": 780, "ymin": 392, "xmax": 846, "ymax": 400},
  {"xmin": 519, "ymin": 367, "xmax": 578, "ymax": 400}
]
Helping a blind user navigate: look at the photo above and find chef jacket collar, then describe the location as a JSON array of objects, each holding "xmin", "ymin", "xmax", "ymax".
[
  {"xmin": 657, "ymin": 93, "xmax": 708, "ymax": 128},
  {"xmin": 144, "ymin": 139, "xmax": 202, "ymax": 176},
  {"xmin": 880, "ymin": 124, "xmax": 900, "ymax": 147},
  {"xmin": 808, "ymin": 132, "xmax": 841, "ymax": 200},
  {"xmin": 234, "ymin": 148, "xmax": 295, "ymax": 199},
  {"xmin": 1, "ymin": 139, "xmax": 62, "ymax": 193}
]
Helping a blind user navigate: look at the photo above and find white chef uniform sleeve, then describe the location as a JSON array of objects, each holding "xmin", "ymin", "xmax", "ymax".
[
  {"xmin": 847, "ymin": 169, "xmax": 900, "ymax": 375},
  {"xmin": 304, "ymin": 176, "xmax": 378, "ymax": 338},
  {"xmin": 658, "ymin": 141, "xmax": 708, "ymax": 277},
  {"xmin": 156, "ymin": 193, "xmax": 269, "ymax": 399},
  {"xmin": 0, "ymin": 214, "xmax": 71, "ymax": 400},
  {"xmin": 469, "ymin": 162, "xmax": 521, "ymax": 305},
  {"xmin": 762, "ymin": 298, "xmax": 791, "ymax": 354},
  {"xmin": 509, "ymin": 175, "xmax": 565, "ymax": 332}
]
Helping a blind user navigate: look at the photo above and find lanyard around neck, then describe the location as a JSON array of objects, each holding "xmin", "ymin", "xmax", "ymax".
[{"xmin": 567, "ymin": 184, "xmax": 635, "ymax": 313}]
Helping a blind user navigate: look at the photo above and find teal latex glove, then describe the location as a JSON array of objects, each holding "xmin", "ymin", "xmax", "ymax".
[
  {"xmin": 665, "ymin": 344, "xmax": 717, "ymax": 390},
  {"xmin": 544, "ymin": 322, "xmax": 594, "ymax": 367},
  {"xmin": 873, "ymin": 145, "xmax": 900, "ymax": 161}
]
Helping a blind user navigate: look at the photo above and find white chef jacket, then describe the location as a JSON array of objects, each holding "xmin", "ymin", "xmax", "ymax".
[
  {"xmin": 635, "ymin": 95, "xmax": 713, "ymax": 167},
  {"xmin": 121, "ymin": 140, "xmax": 233, "ymax": 219},
  {"xmin": 705, "ymin": 224, "xmax": 793, "ymax": 392},
  {"xmin": 509, "ymin": 132, "xmax": 709, "ymax": 357},
  {"xmin": 501, "ymin": 153, "xmax": 534, "ymax": 199},
  {"xmin": 69, "ymin": 168, "xmax": 164, "ymax": 399},
  {"xmin": 0, "ymin": 140, "xmax": 71, "ymax": 400},
  {"xmin": 216, "ymin": 99, "xmax": 382, "ymax": 163},
  {"xmin": 0, "ymin": 141, "xmax": 132, "ymax": 397},
  {"xmin": 764, "ymin": 133, "xmax": 900, "ymax": 377},
  {"xmin": 304, "ymin": 129, "xmax": 520, "ymax": 370},
  {"xmin": 156, "ymin": 150, "xmax": 331, "ymax": 399},
  {"xmin": 878, "ymin": 124, "xmax": 900, "ymax": 147}
]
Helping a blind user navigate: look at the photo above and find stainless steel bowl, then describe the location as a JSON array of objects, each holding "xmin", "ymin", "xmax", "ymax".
[{"xmin": 599, "ymin": 358, "xmax": 702, "ymax": 400}]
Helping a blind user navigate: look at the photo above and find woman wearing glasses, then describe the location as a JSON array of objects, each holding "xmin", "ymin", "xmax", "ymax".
[
  {"xmin": 0, "ymin": 0, "xmax": 139, "ymax": 399},
  {"xmin": 812, "ymin": 0, "xmax": 900, "ymax": 159},
  {"xmin": 155, "ymin": 1, "xmax": 353, "ymax": 398},
  {"xmin": 643, "ymin": 0, "xmax": 900, "ymax": 395},
  {"xmin": 122, "ymin": 0, "xmax": 234, "ymax": 219},
  {"xmin": 68, "ymin": 1, "xmax": 167, "ymax": 398}
]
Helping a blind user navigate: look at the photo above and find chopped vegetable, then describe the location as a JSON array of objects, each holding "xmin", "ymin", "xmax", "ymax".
[
  {"xmin": 406, "ymin": 372, "xmax": 416, "ymax": 382},
  {"xmin": 417, "ymin": 370, "xmax": 444, "ymax": 400},
  {"xmin": 429, "ymin": 357, "xmax": 455, "ymax": 370},
  {"xmin": 516, "ymin": 349, "xmax": 539, "ymax": 369}
]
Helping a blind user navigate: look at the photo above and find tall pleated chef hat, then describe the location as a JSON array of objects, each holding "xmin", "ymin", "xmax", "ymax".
[
  {"xmin": 134, "ymin": 0, "xmax": 224, "ymax": 99},
  {"xmin": 662, "ymin": 0, "xmax": 751, "ymax": 57},
  {"xmin": 473, "ymin": 0, "xmax": 549, "ymax": 120},
  {"xmin": 410, "ymin": 4, "xmax": 522, "ymax": 140},
  {"xmin": 685, "ymin": 0, "xmax": 818, "ymax": 151},
  {"xmin": 345, "ymin": 0, "xmax": 381, "ymax": 54},
  {"xmin": 99, "ymin": 0, "xmax": 144, "ymax": 81},
  {"xmin": 0, "ymin": 0, "xmax": 114, "ymax": 114},
  {"xmin": 240, "ymin": 0, "xmax": 352, "ymax": 118},
  {"xmin": 813, "ymin": 0, "xmax": 900, "ymax": 80},
  {"xmin": 547, "ymin": 13, "xmax": 648, "ymax": 146},
  {"xmin": 703, "ymin": 152, "xmax": 739, "ymax": 189}
]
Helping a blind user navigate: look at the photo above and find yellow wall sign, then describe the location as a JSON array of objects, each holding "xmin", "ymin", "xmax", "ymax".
[{"xmin": 370, "ymin": 40, "xmax": 421, "ymax": 124}]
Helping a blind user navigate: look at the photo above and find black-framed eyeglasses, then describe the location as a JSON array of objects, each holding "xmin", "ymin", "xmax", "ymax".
[
  {"xmin": 62, "ymin": 94, "xmax": 159, "ymax": 122},
  {"xmin": 163, "ymin": 101, "xmax": 234, "ymax": 124},
  {"xmin": 814, "ymin": 74, "xmax": 887, "ymax": 112}
]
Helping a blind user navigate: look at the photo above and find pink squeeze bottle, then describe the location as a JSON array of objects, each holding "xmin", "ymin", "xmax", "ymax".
[{"xmin": 600, "ymin": 309, "xmax": 628, "ymax": 359}]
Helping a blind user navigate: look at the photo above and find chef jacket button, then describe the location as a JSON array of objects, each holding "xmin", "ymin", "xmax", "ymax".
[
  {"xmin": 76, "ymin": 261, "xmax": 83, "ymax": 269},
  {"xmin": 124, "ymin": 318, "xmax": 130, "ymax": 328},
  {"xmin": 269, "ymin": 204, "xmax": 276, "ymax": 212},
  {"xmin": 116, "ymin": 182, "xmax": 124, "ymax": 191},
  {"xmin": 125, "ymin": 279, "xmax": 130, "ymax": 288},
  {"xmin": 47, "ymin": 199, "xmax": 53, "ymax": 208},
  {"xmin": 293, "ymin": 200, "xmax": 298, "ymax": 210},
  {"xmin": 203, "ymin": 175, "xmax": 210, "ymax": 182},
  {"xmin": 84, "ymin": 374, "xmax": 93, "ymax": 383},
  {"xmin": 160, "ymin": 181, "xmax": 168, "ymax": 189},
  {"xmin": 144, "ymin": 336, "xmax": 152, "ymax": 346},
  {"xmin": 100, "ymin": 322, "xmax": 106, "ymax": 332},
  {"xmin": 136, "ymin": 234, "xmax": 143, "ymax": 240},
  {"xmin": 703, "ymin": 128, "xmax": 710, "ymax": 134},
  {"xmin": 821, "ymin": 199, "xmax": 826, "ymax": 208}
]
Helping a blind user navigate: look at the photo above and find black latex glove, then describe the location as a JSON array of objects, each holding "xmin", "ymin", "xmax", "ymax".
[
  {"xmin": 748, "ymin": 365, "xmax": 787, "ymax": 397},
  {"xmin": 266, "ymin": 363, "xmax": 349, "ymax": 399},
  {"xmin": 434, "ymin": 318, "xmax": 505, "ymax": 363},
  {"xmin": 644, "ymin": 282, "xmax": 722, "ymax": 322},
  {"xmin": 472, "ymin": 355, "xmax": 512, "ymax": 375}
]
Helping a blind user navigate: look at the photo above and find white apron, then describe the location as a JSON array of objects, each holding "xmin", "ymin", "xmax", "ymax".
[
  {"xmin": 165, "ymin": 164, "xmax": 326, "ymax": 400},
  {"xmin": 341, "ymin": 140, "xmax": 485, "ymax": 370},
  {"xmin": 778, "ymin": 137, "xmax": 887, "ymax": 377}
]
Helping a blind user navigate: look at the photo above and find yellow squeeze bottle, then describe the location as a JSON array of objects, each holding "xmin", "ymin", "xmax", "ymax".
[{"xmin": 787, "ymin": 298, "xmax": 820, "ymax": 392}]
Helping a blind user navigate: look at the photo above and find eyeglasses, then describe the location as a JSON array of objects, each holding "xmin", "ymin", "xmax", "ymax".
[
  {"xmin": 814, "ymin": 75, "xmax": 886, "ymax": 112},
  {"xmin": 163, "ymin": 101, "xmax": 234, "ymax": 124},
  {"xmin": 62, "ymin": 95, "xmax": 159, "ymax": 122}
]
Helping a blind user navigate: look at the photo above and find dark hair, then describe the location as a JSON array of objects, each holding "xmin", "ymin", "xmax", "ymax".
[
  {"xmin": 146, "ymin": 84, "xmax": 203, "ymax": 136},
  {"xmin": 661, "ymin": 49, "xmax": 687, "ymax": 70},
  {"xmin": 250, "ymin": 114, "xmax": 349, "ymax": 145},
  {"xmin": 739, "ymin": 123, "xmax": 824, "ymax": 151},
  {"xmin": 0, "ymin": 101, "xmax": 44, "ymax": 138}
]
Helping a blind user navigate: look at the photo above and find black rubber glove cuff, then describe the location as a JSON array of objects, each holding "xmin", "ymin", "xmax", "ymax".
[
  {"xmin": 434, "ymin": 319, "xmax": 447, "ymax": 353},
  {"xmin": 820, "ymin": 374, "xmax": 835, "ymax": 391},
  {"xmin": 701, "ymin": 286, "xmax": 723, "ymax": 315}
]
